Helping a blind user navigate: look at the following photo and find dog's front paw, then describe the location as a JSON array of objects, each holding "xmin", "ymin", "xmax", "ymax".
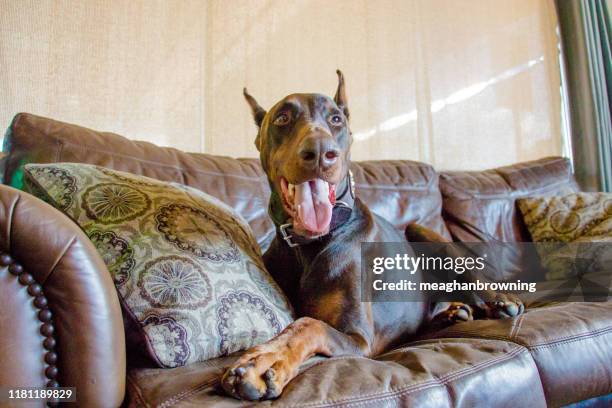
[
  {"xmin": 485, "ymin": 293, "xmax": 524, "ymax": 318},
  {"xmin": 429, "ymin": 302, "xmax": 474, "ymax": 330},
  {"xmin": 221, "ymin": 344, "xmax": 293, "ymax": 401}
]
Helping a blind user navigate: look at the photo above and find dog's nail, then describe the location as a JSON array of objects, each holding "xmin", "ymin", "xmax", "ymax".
[
  {"xmin": 264, "ymin": 370, "xmax": 280, "ymax": 399},
  {"xmin": 238, "ymin": 380, "xmax": 262, "ymax": 401},
  {"xmin": 455, "ymin": 308, "xmax": 469, "ymax": 321},
  {"xmin": 264, "ymin": 383, "xmax": 279, "ymax": 399},
  {"xmin": 505, "ymin": 303, "xmax": 519, "ymax": 316},
  {"xmin": 264, "ymin": 368, "xmax": 276, "ymax": 380}
]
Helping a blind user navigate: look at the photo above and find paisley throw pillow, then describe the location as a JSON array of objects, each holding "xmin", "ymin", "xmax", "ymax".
[
  {"xmin": 23, "ymin": 163, "xmax": 294, "ymax": 367},
  {"xmin": 518, "ymin": 193, "xmax": 612, "ymax": 279}
]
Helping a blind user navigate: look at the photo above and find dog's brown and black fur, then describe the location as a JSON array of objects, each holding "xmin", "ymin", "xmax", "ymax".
[{"xmin": 221, "ymin": 71, "xmax": 523, "ymax": 401}]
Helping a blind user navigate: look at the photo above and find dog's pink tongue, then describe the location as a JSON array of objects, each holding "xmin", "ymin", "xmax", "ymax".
[{"xmin": 295, "ymin": 179, "xmax": 333, "ymax": 233}]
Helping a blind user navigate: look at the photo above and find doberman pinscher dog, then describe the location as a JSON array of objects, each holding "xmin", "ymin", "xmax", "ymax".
[{"xmin": 221, "ymin": 70, "xmax": 524, "ymax": 401}]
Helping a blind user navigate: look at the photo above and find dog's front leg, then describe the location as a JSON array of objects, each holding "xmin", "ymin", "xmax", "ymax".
[{"xmin": 221, "ymin": 316, "xmax": 370, "ymax": 401}]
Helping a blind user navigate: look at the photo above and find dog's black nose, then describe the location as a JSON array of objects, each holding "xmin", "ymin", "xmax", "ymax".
[{"xmin": 298, "ymin": 136, "xmax": 340, "ymax": 169}]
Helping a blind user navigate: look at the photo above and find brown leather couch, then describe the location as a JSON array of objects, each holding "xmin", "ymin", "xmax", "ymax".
[{"xmin": 0, "ymin": 113, "xmax": 610, "ymax": 407}]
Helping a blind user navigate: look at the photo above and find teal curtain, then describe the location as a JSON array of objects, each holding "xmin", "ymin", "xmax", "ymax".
[{"xmin": 557, "ymin": 0, "xmax": 612, "ymax": 192}]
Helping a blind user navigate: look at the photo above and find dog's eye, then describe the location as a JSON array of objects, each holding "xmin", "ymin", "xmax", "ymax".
[
  {"xmin": 329, "ymin": 114, "xmax": 343, "ymax": 125},
  {"xmin": 273, "ymin": 113, "xmax": 291, "ymax": 126}
]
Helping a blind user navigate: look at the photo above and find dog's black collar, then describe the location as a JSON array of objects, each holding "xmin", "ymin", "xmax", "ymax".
[
  {"xmin": 335, "ymin": 169, "xmax": 355, "ymax": 203},
  {"xmin": 276, "ymin": 171, "xmax": 355, "ymax": 248}
]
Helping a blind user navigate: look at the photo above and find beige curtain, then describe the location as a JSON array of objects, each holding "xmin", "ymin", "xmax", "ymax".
[
  {"xmin": 1, "ymin": 0, "xmax": 565, "ymax": 170},
  {"xmin": 0, "ymin": 0, "xmax": 207, "ymax": 153}
]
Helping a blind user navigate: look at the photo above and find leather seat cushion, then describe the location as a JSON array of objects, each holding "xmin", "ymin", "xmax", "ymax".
[
  {"xmin": 126, "ymin": 338, "xmax": 545, "ymax": 407},
  {"xmin": 421, "ymin": 301, "xmax": 612, "ymax": 407}
]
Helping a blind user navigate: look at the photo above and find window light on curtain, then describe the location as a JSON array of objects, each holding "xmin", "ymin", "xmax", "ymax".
[{"xmin": 1, "ymin": 0, "xmax": 566, "ymax": 171}]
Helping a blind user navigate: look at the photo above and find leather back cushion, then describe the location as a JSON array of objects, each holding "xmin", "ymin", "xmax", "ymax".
[
  {"xmin": 351, "ymin": 161, "xmax": 451, "ymax": 240},
  {"xmin": 2, "ymin": 113, "xmax": 451, "ymax": 249},
  {"xmin": 439, "ymin": 157, "xmax": 579, "ymax": 243}
]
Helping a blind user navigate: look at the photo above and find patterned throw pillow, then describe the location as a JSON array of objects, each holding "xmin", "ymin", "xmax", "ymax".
[
  {"xmin": 517, "ymin": 193, "xmax": 612, "ymax": 279},
  {"xmin": 23, "ymin": 163, "xmax": 293, "ymax": 367}
]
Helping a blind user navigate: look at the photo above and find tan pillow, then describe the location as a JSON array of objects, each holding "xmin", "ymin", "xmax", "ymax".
[
  {"xmin": 518, "ymin": 193, "xmax": 612, "ymax": 279},
  {"xmin": 23, "ymin": 163, "xmax": 294, "ymax": 367}
]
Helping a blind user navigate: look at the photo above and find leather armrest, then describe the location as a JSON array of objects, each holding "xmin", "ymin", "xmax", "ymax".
[{"xmin": 0, "ymin": 185, "xmax": 125, "ymax": 407}]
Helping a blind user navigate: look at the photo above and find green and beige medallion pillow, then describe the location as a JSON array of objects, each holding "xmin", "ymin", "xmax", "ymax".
[
  {"xmin": 23, "ymin": 163, "xmax": 294, "ymax": 367},
  {"xmin": 518, "ymin": 192, "xmax": 612, "ymax": 279}
]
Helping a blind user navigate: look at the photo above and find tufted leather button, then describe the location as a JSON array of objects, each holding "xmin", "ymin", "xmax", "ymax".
[
  {"xmin": 28, "ymin": 283, "xmax": 43, "ymax": 296},
  {"xmin": 9, "ymin": 263, "xmax": 24, "ymax": 276},
  {"xmin": 0, "ymin": 253, "xmax": 12, "ymax": 266},
  {"xmin": 39, "ymin": 309, "xmax": 53, "ymax": 322},
  {"xmin": 18, "ymin": 272, "xmax": 33, "ymax": 284},
  {"xmin": 45, "ymin": 366, "xmax": 58, "ymax": 379},
  {"xmin": 43, "ymin": 337, "xmax": 56, "ymax": 350},
  {"xmin": 45, "ymin": 352, "xmax": 58, "ymax": 365},
  {"xmin": 38, "ymin": 309, "xmax": 53, "ymax": 323},
  {"xmin": 40, "ymin": 323, "xmax": 54, "ymax": 337},
  {"xmin": 34, "ymin": 295, "xmax": 48, "ymax": 308}
]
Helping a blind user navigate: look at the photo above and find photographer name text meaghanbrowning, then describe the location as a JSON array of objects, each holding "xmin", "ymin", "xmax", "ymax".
[{"xmin": 370, "ymin": 253, "xmax": 536, "ymax": 293}]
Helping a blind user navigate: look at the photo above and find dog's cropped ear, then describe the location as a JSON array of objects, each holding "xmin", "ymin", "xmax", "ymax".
[
  {"xmin": 334, "ymin": 69, "xmax": 350, "ymax": 120},
  {"xmin": 243, "ymin": 88, "xmax": 266, "ymax": 128}
]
